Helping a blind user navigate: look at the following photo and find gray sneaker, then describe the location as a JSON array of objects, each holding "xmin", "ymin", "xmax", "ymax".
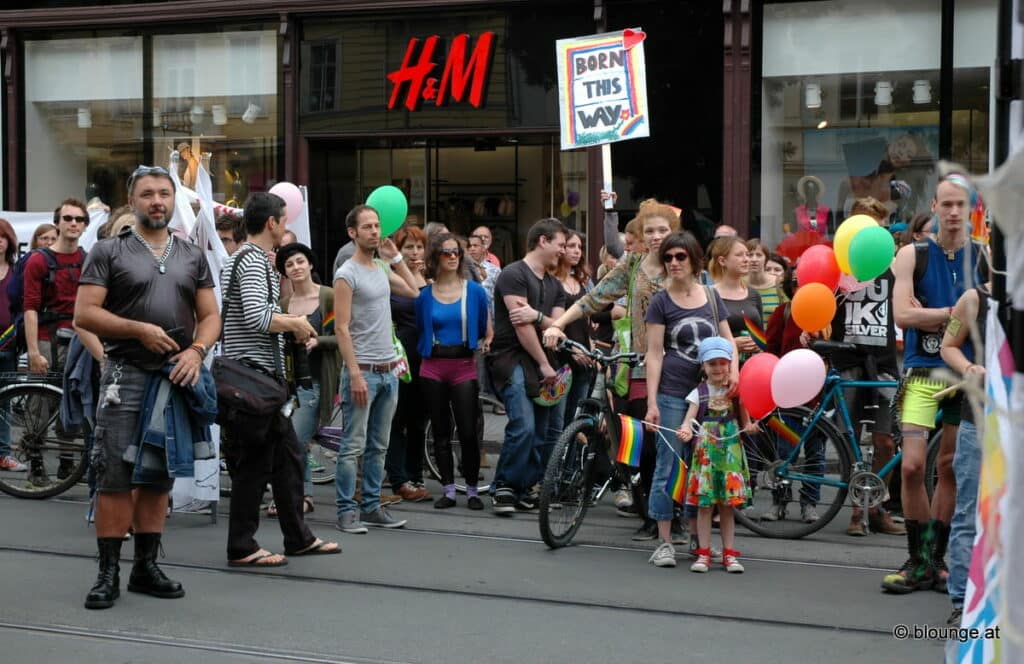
[
  {"xmin": 360, "ymin": 508, "xmax": 407, "ymax": 529},
  {"xmin": 800, "ymin": 504, "xmax": 819, "ymax": 523},
  {"xmin": 649, "ymin": 542, "xmax": 677, "ymax": 568},
  {"xmin": 337, "ymin": 511, "xmax": 368, "ymax": 534}
]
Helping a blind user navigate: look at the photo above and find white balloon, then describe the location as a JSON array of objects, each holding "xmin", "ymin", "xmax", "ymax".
[{"xmin": 771, "ymin": 349, "xmax": 827, "ymax": 408}]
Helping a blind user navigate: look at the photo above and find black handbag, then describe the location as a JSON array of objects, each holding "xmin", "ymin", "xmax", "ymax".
[{"xmin": 212, "ymin": 247, "xmax": 288, "ymax": 424}]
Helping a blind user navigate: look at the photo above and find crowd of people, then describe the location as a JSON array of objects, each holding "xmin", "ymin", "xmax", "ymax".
[{"xmin": 0, "ymin": 166, "xmax": 991, "ymax": 631}]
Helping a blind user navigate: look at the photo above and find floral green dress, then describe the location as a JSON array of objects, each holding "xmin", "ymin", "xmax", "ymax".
[{"xmin": 684, "ymin": 383, "xmax": 751, "ymax": 508}]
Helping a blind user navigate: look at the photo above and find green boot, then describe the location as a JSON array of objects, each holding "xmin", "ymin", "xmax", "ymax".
[{"xmin": 881, "ymin": 520, "xmax": 935, "ymax": 594}]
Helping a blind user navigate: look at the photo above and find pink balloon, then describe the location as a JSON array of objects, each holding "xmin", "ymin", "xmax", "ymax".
[
  {"xmin": 770, "ymin": 349, "xmax": 827, "ymax": 408},
  {"xmin": 269, "ymin": 182, "xmax": 304, "ymax": 224},
  {"xmin": 837, "ymin": 273, "xmax": 873, "ymax": 293}
]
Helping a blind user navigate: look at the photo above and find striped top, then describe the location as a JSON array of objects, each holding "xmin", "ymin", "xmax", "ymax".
[
  {"xmin": 756, "ymin": 285, "xmax": 784, "ymax": 320},
  {"xmin": 220, "ymin": 242, "xmax": 284, "ymax": 375}
]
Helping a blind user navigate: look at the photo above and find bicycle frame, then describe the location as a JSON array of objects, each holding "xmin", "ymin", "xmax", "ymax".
[{"xmin": 771, "ymin": 370, "xmax": 900, "ymax": 490}]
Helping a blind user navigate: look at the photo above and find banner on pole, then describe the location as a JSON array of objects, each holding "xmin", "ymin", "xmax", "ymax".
[{"xmin": 556, "ymin": 28, "xmax": 650, "ymax": 150}]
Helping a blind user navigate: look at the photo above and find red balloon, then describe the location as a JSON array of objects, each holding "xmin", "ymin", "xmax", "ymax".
[
  {"xmin": 796, "ymin": 245, "xmax": 842, "ymax": 291},
  {"xmin": 739, "ymin": 352, "xmax": 780, "ymax": 420}
]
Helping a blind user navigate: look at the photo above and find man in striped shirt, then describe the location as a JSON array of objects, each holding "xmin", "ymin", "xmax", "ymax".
[{"xmin": 221, "ymin": 192, "xmax": 340, "ymax": 567}]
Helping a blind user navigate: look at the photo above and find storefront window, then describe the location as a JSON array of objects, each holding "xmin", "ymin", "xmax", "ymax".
[
  {"xmin": 756, "ymin": 0, "xmax": 996, "ymax": 249},
  {"xmin": 24, "ymin": 27, "xmax": 279, "ymax": 213},
  {"xmin": 153, "ymin": 29, "xmax": 279, "ymax": 206},
  {"xmin": 24, "ymin": 36, "xmax": 144, "ymax": 211}
]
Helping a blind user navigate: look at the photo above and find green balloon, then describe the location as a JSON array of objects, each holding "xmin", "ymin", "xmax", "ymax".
[
  {"xmin": 848, "ymin": 225, "xmax": 896, "ymax": 282},
  {"xmin": 365, "ymin": 185, "xmax": 408, "ymax": 238}
]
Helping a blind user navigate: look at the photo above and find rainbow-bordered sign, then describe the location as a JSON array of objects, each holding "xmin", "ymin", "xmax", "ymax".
[{"xmin": 556, "ymin": 28, "xmax": 650, "ymax": 150}]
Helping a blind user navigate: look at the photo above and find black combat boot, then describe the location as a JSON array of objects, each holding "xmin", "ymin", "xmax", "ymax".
[
  {"xmin": 930, "ymin": 519, "xmax": 951, "ymax": 594},
  {"xmin": 84, "ymin": 537, "xmax": 123, "ymax": 609},
  {"xmin": 127, "ymin": 532, "xmax": 185, "ymax": 599},
  {"xmin": 881, "ymin": 519, "xmax": 934, "ymax": 593}
]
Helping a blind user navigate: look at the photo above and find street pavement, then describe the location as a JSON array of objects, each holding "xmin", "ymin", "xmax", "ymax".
[{"xmin": 0, "ymin": 412, "xmax": 951, "ymax": 663}]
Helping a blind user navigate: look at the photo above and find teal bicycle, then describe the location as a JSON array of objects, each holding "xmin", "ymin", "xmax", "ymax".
[{"xmin": 734, "ymin": 340, "xmax": 941, "ymax": 539}]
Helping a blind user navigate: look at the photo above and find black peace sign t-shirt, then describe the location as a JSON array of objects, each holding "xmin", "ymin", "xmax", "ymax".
[{"xmin": 645, "ymin": 288, "xmax": 729, "ymax": 398}]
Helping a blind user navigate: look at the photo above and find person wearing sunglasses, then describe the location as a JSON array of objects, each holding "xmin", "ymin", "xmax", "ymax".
[
  {"xmin": 415, "ymin": 233, "xmax": 491, "ymax": 509},
  {"xmin": 23, "ymin": 197, "xmax": 91, "ymax": 377}
]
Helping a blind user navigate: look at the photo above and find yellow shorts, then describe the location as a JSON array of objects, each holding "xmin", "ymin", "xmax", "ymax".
[{"xmin": 899, "ymin": 375, "xmax": 962, "ymax": 429}]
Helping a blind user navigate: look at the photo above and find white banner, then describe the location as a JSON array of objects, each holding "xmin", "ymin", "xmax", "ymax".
[{"xmin": 1, "ymin": 209, "xmax": 108, "ymax": 255}]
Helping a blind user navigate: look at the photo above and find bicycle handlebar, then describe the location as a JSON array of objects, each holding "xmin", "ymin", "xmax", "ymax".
[{"xmin": 557, "ymin": 338, "xmax": 641, "ymax": 366}]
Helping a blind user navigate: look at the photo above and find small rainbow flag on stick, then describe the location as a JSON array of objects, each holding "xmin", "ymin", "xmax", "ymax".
[
  {"xmin": 616, "ymin": 414, "xmax": 644, "ymax": 466},
  {"xmin": 743, "ymin": 314, "xmax": 767, "ymax": 351},
  {"xmin": 766, "ymin": 414, "xmax": 801, "ymax": 446},
  {"xmin": 666, "ymin": 452, "xmax": 687, "ymax": 503},
  {"xmin": 0, "ymin": 324, "xmax": 15, "ymax": 351}
]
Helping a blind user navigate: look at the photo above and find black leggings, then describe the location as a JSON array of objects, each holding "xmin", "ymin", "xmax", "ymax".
[{"xmin": 423, "ymin": 378, "xmax": 481, "ymax": 487}]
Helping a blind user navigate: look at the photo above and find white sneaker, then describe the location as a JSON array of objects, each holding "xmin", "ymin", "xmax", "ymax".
[
  {"xmin": 0, "ymin": 455, "xmax": 27, "ymax": 472},
  {"xmin": 648, "ymin": 542, "xmax": 677, "ymax": 568},
  {"xmin": 690, "ymin": 552, "xmax": 711, "ymax": 573},
  {"xmin": 723, "ymin": 550, "xmax": 745, "ymax": 573},
  {"xmin": 613, "ymin": 488, "xmax": 633, "ymax": 509}
]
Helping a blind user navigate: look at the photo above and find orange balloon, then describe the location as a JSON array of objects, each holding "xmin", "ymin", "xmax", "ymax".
[{"xmin": 790, "ymin": 283, "xmax": 837, "ymax": 334}]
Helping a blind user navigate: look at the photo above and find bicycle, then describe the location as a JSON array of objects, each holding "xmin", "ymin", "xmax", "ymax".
[
  {"xmin": 0, "ymin": 371, "xmax": 89, "ymax": 499},
  {"xmin": 734, "ymin": 340, "xmax": 941, "ymax": 539},
  {"xmin": 538, "ymin": 339, "xmax": 640, "ymax": 549},
  {"xmin": 423, "ymin": 392, "xmax": 505, "ymax": 494}
]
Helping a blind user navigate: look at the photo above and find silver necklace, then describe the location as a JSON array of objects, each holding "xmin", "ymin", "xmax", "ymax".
[{"xmin": 132, "ymin": 228, "xmax": 174, "ymax": 274}]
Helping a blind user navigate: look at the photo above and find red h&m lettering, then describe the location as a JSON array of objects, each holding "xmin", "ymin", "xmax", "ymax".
[{"xmin": 387, "ymin": 31, "xmax": 496, "ymax": 111}]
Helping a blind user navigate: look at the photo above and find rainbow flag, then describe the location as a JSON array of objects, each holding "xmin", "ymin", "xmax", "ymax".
[
  {"xmin": 766, "ymin": 414, "xmax": 801, "ymax": 445},
  {"xmin": 322, "ymin": 310, "xmax": 335, "ymax": 334},
  {"xmin": 743, "ymin": 314, "xmax": 767, "ymax": 351},
  {"xmin": 0, "ymin": 324, "xmax": 15, "ymax": 351},
  {"xmin": 666, "ymin": 453, "xmax": 687, "ymax": 503},
  {"xmin": 616, "ymin": 414, "xmax": 644, "ymax": 466}
]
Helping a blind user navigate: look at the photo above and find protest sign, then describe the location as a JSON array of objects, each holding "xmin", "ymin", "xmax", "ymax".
[{"xmin": 556, "ymin": 28, "xmax": 650, "ymax": 150}]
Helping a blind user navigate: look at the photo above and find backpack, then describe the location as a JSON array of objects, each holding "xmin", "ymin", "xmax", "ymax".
[{"xmin": 2, "ymin": 247, "xmax": 86, "ymax": 353}]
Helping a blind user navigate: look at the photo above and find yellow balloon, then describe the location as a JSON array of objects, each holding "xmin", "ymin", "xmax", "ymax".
[{"xmin": 833, "ymin": 215, "xmax": 877, "ymax": 274}]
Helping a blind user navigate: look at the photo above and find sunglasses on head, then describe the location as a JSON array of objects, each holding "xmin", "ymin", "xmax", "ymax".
[
  {"xmin": 61, "ymin": 214, "xmax": 88, "ymax": 224},
  {"xmin": 127, "ymin": 165, "xmax": 173, "ymax": 190},
  {"xmin": 439, "ymin": 247, "xmax": 463, "ymax": 257},
  {"xmin": 664, "ymin": 250, "xmax": 689, "ymax": 263}
]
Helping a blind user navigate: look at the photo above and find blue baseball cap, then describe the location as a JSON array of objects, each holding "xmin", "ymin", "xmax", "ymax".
[{"xmin": 698, "ymin": 336, "xmax": 733, "ymax": 363}]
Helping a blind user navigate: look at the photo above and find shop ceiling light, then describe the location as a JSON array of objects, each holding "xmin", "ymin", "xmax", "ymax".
[
  {"xmin": 874, "ymin": 81, "xmax": 893, "ymax": 106},
  {"xmin": 805, "ymin": 82, "xmax": 822, "ymax": 109},
  {"xmin": 913, "ymin": 80, "xmax": 932, "ymax": 104},
  {"xmin": 242, "ymin": 103, "xmax": 261, "ymax": 124},
  {"xmin": 77, "ymin": 108, "xmax": 91, "ymax": 129},
  {"xmin": 190, "ymin": 104, "xmax": 205, "ymax": 124},
  {"xmin": 152, "ymin": 107, "xmax": 162, "ymax": 128},
  {"xmin": 212, "ymin": 104, "xmax": 228, "ymax": 126}
]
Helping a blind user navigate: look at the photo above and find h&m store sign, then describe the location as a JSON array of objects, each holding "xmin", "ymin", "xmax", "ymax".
[{"xmin": 387, "ymin": 31, "xmax": 496, "ymax": 111}]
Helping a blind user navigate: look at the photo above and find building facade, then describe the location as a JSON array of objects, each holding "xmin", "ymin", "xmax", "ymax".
[{"xmin": 0, "ymin": 0, "xmax": 1000, "ymax": 267}]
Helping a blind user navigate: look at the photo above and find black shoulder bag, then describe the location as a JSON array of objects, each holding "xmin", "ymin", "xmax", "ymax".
[{"xmin": 212, "ymin": 247, "xmax": 289, "ymax": 425}]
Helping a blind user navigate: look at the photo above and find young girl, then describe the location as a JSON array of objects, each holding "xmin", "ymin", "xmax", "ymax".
[{"xmin": 678, "ymin": 336, "xmax": 756, "ymax": 573}]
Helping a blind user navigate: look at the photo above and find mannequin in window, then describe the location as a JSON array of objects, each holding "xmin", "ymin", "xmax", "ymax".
[
  {"xmin": 176, "ymin": 139, "xmax": 200, "ymax": 189},
  {"xmin": 794, "ymin": 175, "xmax": 832, "ymax": 234}
]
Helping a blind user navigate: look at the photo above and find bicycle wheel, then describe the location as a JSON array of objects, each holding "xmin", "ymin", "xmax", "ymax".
[
  {"xmin": 735, "ymin": 407, "xmax": 852, "ymax": 538},
  {"xmin": 0, "ymin": 384, "xmax": 88, "ymax": 499},
  {"xmin": 424, "ymin": 394, "xmax": 504, "ymax": 493},
  {"xmin": 538, "ymin": 417, "xmax": 602, "ymax": 549}
]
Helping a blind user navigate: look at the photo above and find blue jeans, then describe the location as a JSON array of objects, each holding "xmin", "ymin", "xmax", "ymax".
[
  {"xmin": 493, "ymin": 365, "xmax": 557, "ymax": 497},
  {"xmin": 948, "ymin": 420, "xmax": 980, "ymax": 607},
  {"xmin": 0, "ymin": 350, "xmax": 18, "ymax": 457},
  {"xmin": 335, "ymin": 369, "xmax": 399, "ymax": 517},
  {"xmin": 289, "ymin": 384, "xmax": 320, "ymax": 497},
  {"xmin": 649, "ymin": 392, "xmax": 688, "ymax": 522}
]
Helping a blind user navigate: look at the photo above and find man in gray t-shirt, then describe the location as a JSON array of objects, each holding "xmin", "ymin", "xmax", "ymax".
[{"xmin": 333, "ymin": 204, "xmax": 420, "ymax": 533}]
